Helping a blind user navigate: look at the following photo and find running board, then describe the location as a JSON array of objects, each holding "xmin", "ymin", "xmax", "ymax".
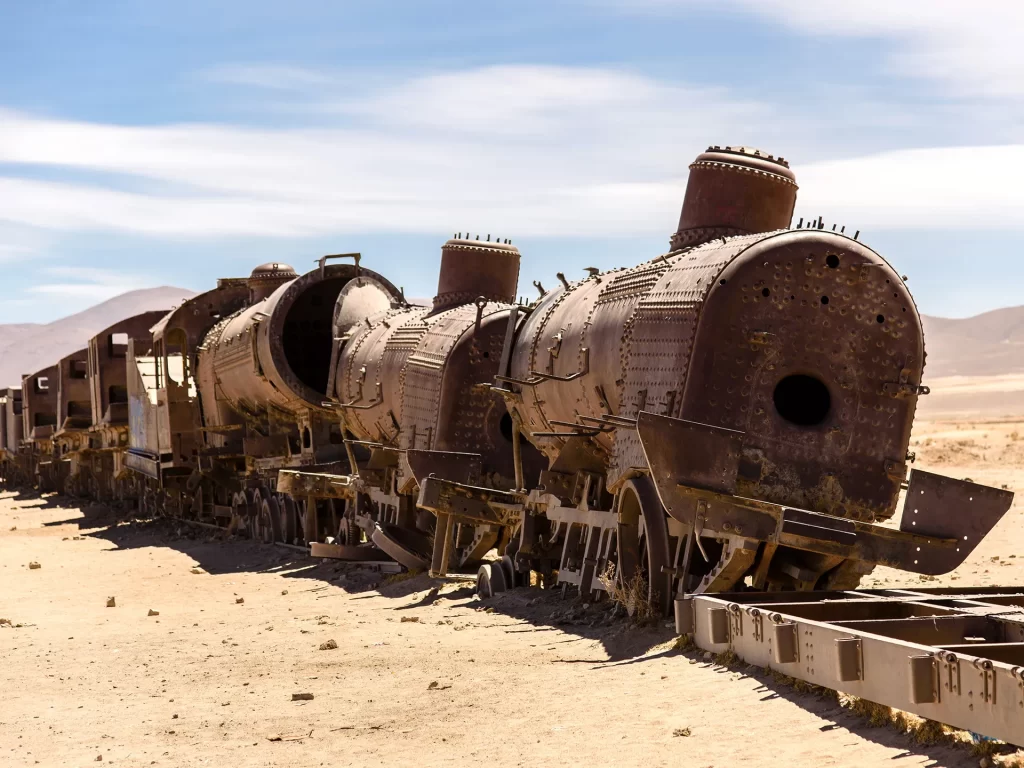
[{"xmin": 637, "ymin": 412, "xmax": 1014, "ymax": 575}]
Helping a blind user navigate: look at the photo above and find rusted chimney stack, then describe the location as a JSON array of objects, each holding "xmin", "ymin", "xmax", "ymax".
[
  {"xmin": 432, "ymin": 236, "xmax": 520, "ymax": 313},
  {"xmin": 670, "ymin": 146, "xmax": 798, "ymax": 251},
  {"xmin": 247, "ymin": 262, "xmax": 297, "ymax": 303}
]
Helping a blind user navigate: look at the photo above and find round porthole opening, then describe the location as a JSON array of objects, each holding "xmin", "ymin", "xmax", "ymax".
[{"xmin": 773, "ymin": 374, "xmax": 831, "ymax": 426}]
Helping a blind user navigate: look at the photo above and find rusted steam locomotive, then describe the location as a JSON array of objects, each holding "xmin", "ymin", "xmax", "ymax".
[{"xmin": 0, "ymin": 145, "xmax": 1013, "ymax": 616}]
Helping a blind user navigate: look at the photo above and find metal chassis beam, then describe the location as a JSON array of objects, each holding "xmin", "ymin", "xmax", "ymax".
[{"xmin": 683, "ymin": 588, "xmax": 1024, "ymax": 745}]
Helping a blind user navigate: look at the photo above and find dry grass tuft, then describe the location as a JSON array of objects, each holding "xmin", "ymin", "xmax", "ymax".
[
  {"xmin": 672, "ymin": 634, "xmax": 693, "ymax": 651},
  {"xmin": 844, "ymin": 697, "xmax": 905, "ymax": 729},
  {"xmin": 672, "ymin": 727, "xmax": 692, "ymax": 738},
  {"xmin": 769, "ymin": 669, "xmax": 837, "ymax": 699},
  {"xmin": 909, "ymin": 718, "xmax": 949, "ymax": 746},
  {"xmin": 714, "ymin": 648, "xmax": 739, "ymax": 667},
  {"xmin": 839, "ymin": 696, "xmax": 962, "ymax": 748},
  {"xmin": 599, "ymin": 565, "xmax": 656, "ymax": 625}
]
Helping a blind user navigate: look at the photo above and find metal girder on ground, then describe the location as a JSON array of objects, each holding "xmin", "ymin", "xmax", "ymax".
[{"xmin": 680, "ymin": 588, "xmax": 1024, "ymax": 745}]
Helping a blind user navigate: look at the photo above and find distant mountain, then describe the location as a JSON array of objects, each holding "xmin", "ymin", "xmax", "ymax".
[
  {"xmin": 0, "ymin": 286, "xmax": 197, "ymax": 387},
  {"xmin": 922, "ymin": 306, "xmax": 1024, "ymax": 379}
]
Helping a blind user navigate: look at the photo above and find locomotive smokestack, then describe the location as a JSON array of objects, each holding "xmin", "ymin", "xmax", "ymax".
[
  {"xmin": 671, "ymin": 146, "xmax": 798, "ymax": 250},
  {"xmin": 247, "ymin": 262, "xmax": 297, "ymax": 303},
  {"xmin": 432, "ymin": 237, "xmax": 521, "ymax": 313}
]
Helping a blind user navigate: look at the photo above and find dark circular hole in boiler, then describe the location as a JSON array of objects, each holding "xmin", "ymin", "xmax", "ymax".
[
  {"xmin": 499, "ymin": 412, "xmax": 514, "ymax": 442},
  {"xmin": 762, "ymin": 288, "xmax": 771, "ymax": 297},
  {"xmin": 876, "ymin": 314, "xmax": 885, "ymax": 324},
  {"xmin": 826, "ymin": 254, "xmax": 840, "ymax": 269},
  {"xmin": 820, "ymin": 295, "xmax": 829, "ymax": 305},
  {"xmin": 773, "ymin": 374, "xmax": 831, "ymax": 427}
]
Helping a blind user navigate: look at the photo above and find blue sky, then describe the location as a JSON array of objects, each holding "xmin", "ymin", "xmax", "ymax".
[{"xmin": 2, "ymin": 0, "xmax": 1024, "ymax": 321}]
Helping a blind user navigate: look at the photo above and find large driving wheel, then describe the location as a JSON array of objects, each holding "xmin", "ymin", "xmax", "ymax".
[{"xmin": 615, "ymin": 477, "xmax": 672, "ymax": 617}]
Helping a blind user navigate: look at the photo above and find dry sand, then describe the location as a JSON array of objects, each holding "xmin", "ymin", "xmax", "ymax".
[{"xmin": 3, "ymin": 380, "xmax": 1024, "ymax": 767}]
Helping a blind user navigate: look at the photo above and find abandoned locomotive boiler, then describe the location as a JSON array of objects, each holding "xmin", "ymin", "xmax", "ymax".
[{"xmin": 277, "ymin": 145, "xmax": 1012, "ymax": 610}]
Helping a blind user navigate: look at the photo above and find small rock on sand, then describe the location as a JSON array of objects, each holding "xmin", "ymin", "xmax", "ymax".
[
  {"xmin": 28, "ymin": 562, "xmax": 40, "ymax": 569},
  {"xmin": 291, "ymin": 692, "xmax": 314, "ymax": 701},
  {"xmin": 148, "ymin": 609, "xmax": 160, "ymax": 616},
  {"xmin": 235, "ymin": 597, "xmax": 245, "ymax": 604},
  {"xmin": 106, "ymin": 597, "xmax": 116, "ymax": 608},
  {"xmin": 281, "ymin": 590, "xmax": 288, "ymax": 596},
  {"xmin": 400, "ymin": 616, "xmax": 420, "ymax": 623},
  {"xmin": 319, "ymin": 639, "xmax": 338, "ymax": 651},
  {"xmin": 190, "ymin": 568, "xmax": 202, "ymax": 575},
  {"xmin": 702, "ymin": 651, "xmax": 713, "ymax": 661}
]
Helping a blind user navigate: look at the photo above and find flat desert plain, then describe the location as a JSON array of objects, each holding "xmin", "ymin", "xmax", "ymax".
[{"xmin": 3, "ymin": 375, "xmax": 1024, "ymax": 768}]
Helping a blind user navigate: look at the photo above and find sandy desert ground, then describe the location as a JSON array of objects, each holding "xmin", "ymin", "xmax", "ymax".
[{"xmin": 3, "ymin": 379, "xmax": 1024, "ymax": 768}]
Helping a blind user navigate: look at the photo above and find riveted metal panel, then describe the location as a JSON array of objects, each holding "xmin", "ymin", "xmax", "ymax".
[{"xmin": 682, "ymin": 230, "xmax": 924, "ymax": 522}]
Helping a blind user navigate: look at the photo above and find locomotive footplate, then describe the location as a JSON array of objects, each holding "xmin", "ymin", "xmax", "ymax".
[
  {"xmin": 638, "ymin": 411, "xmax": 1014, "ymax": 577},
  {"xmin": 276, "ymin": 462, "xmax": 354, "ymax": 500},
  {"xmin": 415, "ymin": 475, "xmax": 523, "ymax": 527}
]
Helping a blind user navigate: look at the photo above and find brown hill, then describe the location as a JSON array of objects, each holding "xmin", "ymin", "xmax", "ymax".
[
  {"xmin": 922, "ymin": 306, "xmax": 1024, "ymax": 379},
  {"xmin": 0, "ymin": 286, "xmax": 196, "ymax": 387}
]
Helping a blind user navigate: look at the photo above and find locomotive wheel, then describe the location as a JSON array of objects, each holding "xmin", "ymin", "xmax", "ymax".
[
  {"xmin": 280, "ymin": 496, "xmax": 298, "ymax": 544},
  {"xmin": 245, "ymin": 489, "xmax": 264, "ymax": 540},
  {"xmin": 499, "ymin": 555, "xmax": 516, "ymax": 589},
  {"xmin": 337, "ymin": 512, "xmax": 360, "ymax": 546},
  {"xmin": 615, "ymin": 477, "xmax": 672, "ymax": 617},
  {"xmin": 230, "ymin": 491, "xmax": 250, "ymax": 537},
  {"xmin": 254, "ymin": 497, "xmax": 281, "ymax": 544},
  {"xmin": 370, "ymin": 523, "xmax": 432, "ymax": 571},
  {"xmin": 476, "ymin": 562, "xmax": 508, "ymax": 598},
  {"xmin": 476, "ymin": 564, "xmax": 495, "ymax": 597}
]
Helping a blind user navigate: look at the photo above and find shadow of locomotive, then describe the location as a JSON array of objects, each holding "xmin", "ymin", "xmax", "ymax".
[
  {"xmin": 71, "ymin": 512, "xmax": 1014, "ymax": 764},
  {"xmin": 5, "ymin": 488, "xmax": 70, "ymax": 511},
  {"xmin": 81, "ymin": 513, "xmax": 676, "ymax": 660}
]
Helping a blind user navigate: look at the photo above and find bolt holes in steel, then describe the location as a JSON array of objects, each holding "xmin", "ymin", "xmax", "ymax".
[
  {"xmin": 762, "ymin": 288, "xmax": 771, "ymax": 297},
  {"xmin": 773, "ymin": 374, "xmax": 831, "ymax": 427},
  {"xmin": 876, "ymin": 314, "xmax": 885, "ymax": 324},
  {"xmin": 826, "ymin": 254, "xmax": 840, "ymax": 269},
  {"xmin": 820, "ymin": 295, "xmax": 830, "ymax": 305}
]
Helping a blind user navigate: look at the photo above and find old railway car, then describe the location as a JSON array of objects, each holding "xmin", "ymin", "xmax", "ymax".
[
  {"xmin": 20, "ymin": 364, "xmax": 60, "ymax": 491},
  {"xmin": 50, "ymin": 311, "xmax": 172, "ymax": 499},
  {"xmin": 274, "ymin": 146, "xmax": 1013, "ymax": 614},
  {"xmin": 123, "ymin": 259, "xmax": 410, "ymax": 541},
  {"xmin": 3, "ymin": 145, "xmax": 1014, "ymax": 615},
  {"xmin": 0, "ymin": 387, "xmax": 23, "ymax": 483}
]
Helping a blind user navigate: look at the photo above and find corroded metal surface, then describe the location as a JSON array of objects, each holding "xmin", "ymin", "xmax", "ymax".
[{"xmin": 6, "ymin": 142, "xmax": 1013, "ymax": 615}]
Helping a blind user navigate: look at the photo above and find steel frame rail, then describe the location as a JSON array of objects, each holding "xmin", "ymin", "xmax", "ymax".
[{"xmin": 678, "ymin": 588, "xmax": 1024, "ymax": 745}]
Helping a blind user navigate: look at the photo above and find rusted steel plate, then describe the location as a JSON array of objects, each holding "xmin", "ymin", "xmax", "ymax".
[
  {"xmin": 310, "ymin": 542, "xmax": 388, "ymax": 561},
  {"xmin": 636, "ymin": 411, "xmax": 743, "ymax": 496},
  {"xmin": 370, "ymin": 523, "xmax": 432, "ymax": 571}
]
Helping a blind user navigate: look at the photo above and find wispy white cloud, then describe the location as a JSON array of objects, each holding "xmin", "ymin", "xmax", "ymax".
[
  {"xmin": 0, "ymin": 64, "xmax": 1021, "ymax": 245},
  {"xmin": 0, "ymin": 66, "xmax": 791, "ymax": 238},
  {"xmin": 620, "ymin": 0, "xmax": 1024, "ymax": 100},
  {"xmin": 202, "ymin": 64, "xmax": 335, "ymax": 91}
]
